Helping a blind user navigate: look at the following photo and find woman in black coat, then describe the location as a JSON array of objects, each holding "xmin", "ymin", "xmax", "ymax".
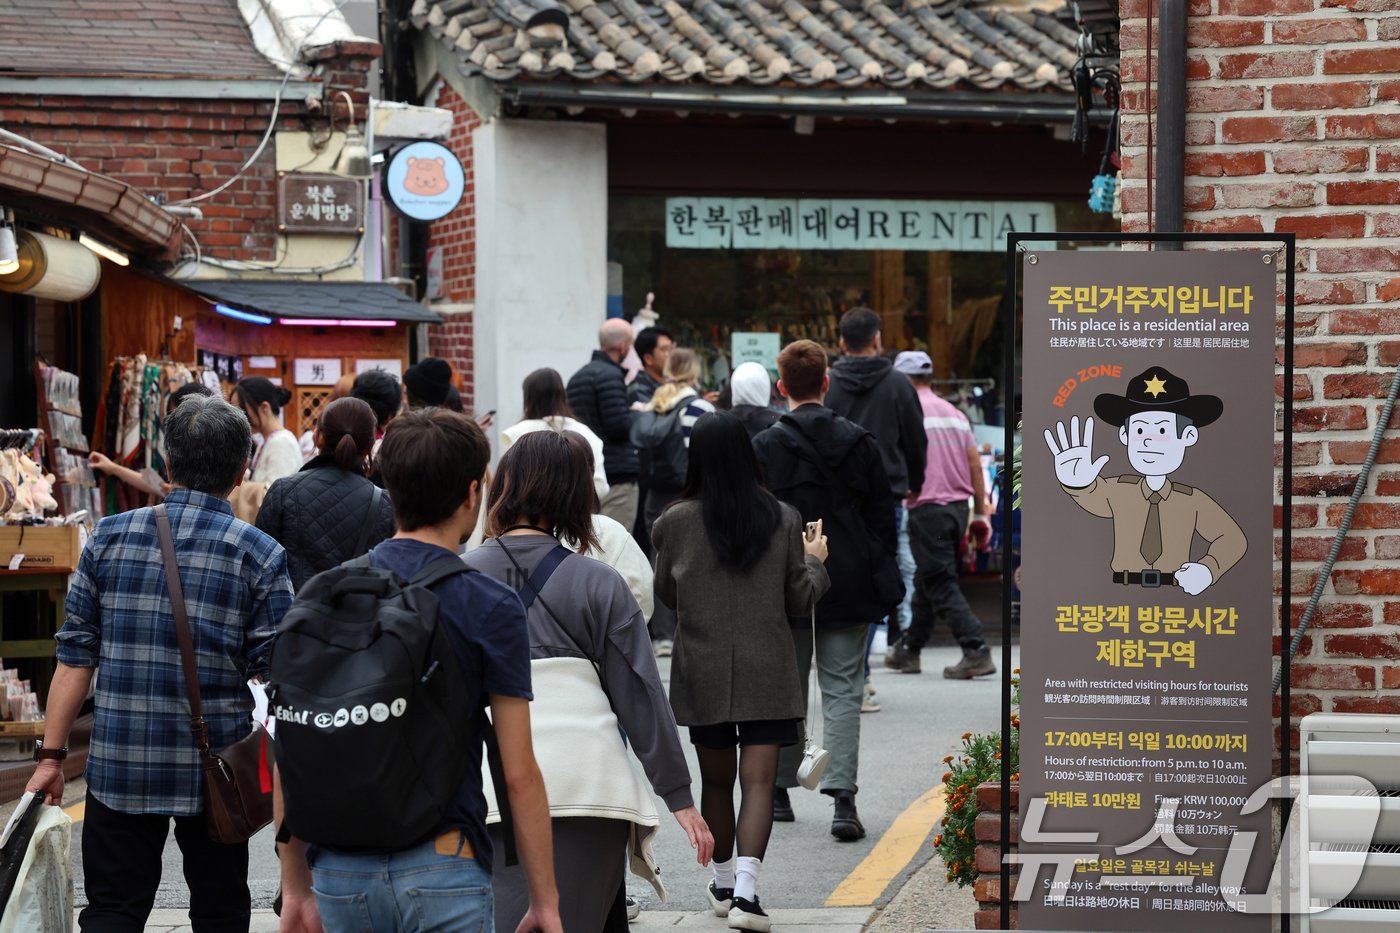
[{"xmin": 256, "ymin": 397, "xmax": 394, "ymax": 591}]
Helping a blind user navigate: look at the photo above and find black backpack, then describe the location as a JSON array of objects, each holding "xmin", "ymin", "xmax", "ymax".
[
  {"xmin": 630, "ymin": 406, "xmax": 688, "ymax": 491},
  {"xmin": 269, "ymin": 554, "xmax": 487, "ymax": 850}
]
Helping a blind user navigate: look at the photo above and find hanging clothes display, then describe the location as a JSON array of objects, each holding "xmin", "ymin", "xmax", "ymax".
[{"xmin": 91, "ymin": 358, "xmax": 206, "ymax": 515}]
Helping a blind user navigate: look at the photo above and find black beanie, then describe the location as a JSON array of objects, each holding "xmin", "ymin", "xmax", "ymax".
[{"xmin": 403, "ymin": 357, "xmax": 453, "ymax": 407}]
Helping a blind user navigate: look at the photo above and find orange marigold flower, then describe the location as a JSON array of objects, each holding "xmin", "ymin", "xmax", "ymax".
[
  {"xmin": 962, "ymin": 732, "xmax": 973, "ymax": 740},
  {"xmin": 943, "ymin": 755, "xmax": 955, "ymax": 763},
  {"xmin": 941, "ymin": 772, "xmax": 953, "ymax": 783}
]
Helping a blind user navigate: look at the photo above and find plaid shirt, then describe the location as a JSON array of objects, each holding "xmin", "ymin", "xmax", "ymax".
[{"xmin": 57, "ymin": 489, "xmax": 292, "ymax": 815}]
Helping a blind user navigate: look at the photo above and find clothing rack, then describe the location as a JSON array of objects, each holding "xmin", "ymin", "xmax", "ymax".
[
  {"xmin": 0, "ymin": 430, "xmax": 42, "ymax": 453},
  {"xmin": 930, "ymin": 377, "xmax": 996, "ymax": 389}
]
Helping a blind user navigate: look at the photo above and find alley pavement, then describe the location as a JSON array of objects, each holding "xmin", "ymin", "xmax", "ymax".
[{"xmin": 38, "ymin": 638, "xmax": 1016, "ymax": 931}]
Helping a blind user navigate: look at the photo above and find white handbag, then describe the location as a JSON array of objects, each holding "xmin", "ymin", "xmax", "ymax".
[{"xmin": 796, "ymin": 609, "xmax": 830, "ymax": 791}]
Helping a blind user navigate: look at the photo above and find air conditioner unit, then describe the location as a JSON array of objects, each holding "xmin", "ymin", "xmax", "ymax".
[{"xmin": 1300, "ymin": 713, "xmax": 1400, "ymax": 933}]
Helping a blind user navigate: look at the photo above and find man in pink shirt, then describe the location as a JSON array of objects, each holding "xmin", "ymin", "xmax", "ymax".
[{"xmin": 883, "ymin": 352, "xmax": 996, "ymax": 679}]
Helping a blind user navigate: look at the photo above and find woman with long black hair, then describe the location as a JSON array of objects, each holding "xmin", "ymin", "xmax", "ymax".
[
  {"xmin": 651, "ymin": 411, "xmax": 829, "ymax": 931},
  {"xmin": 463, "ymin": 430, "xmax": 712, "ymax": 933}
]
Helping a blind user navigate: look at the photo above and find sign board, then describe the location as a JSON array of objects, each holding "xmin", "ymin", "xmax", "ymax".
[
  {"xmin": 293, "ymin": 358, "xmax": 342, "ymax": 387},
  {"xmin": 665, "ymin": 198, "xmax": 1055, "ymax": 252},
  {"xmin": 383, "ymin": 140, "xmax": 465, "ymax": 222},
  {"xmin": 355, "ymin": 358, "xmax": 404, "ymax": 378},
  {"xmin": 277, "ymin": 174, "xmax": 364, "ymax": 234},
  {"xmin": 731, "ymin": 332, "xmax": 781, "ymax": 380},
  {"xmin": 1019, "ymin": 251, "xmax": 1276, "ymax": 931}
]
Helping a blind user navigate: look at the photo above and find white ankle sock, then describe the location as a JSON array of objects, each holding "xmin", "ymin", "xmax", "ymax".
[
  {"xmin": 713, "ymin": 856, "xmax": 736, "ymax": 890},
  {"xmin": 734, "ymin": 856, "xmax": 762, "ymax": 902}
]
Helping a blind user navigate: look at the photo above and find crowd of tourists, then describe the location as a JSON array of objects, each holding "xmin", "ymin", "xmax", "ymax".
[{"xmin": 29, "ymin": 307, "xmax": 995, "ymax": 933}]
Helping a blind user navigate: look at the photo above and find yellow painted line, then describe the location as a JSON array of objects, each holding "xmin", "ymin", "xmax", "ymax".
[
  {"xmin": 63, "ymin": 800, "xmax": 85, "ymax": 824},
  {"xmin": 826, "ymin": 783, "xmax": 947, "ymax": 908}
]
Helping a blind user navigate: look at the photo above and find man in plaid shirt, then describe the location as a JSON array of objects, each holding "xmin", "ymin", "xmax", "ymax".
[{"xmin": 29, "ymin": 394, "xmax": 293, "ymax": 932}]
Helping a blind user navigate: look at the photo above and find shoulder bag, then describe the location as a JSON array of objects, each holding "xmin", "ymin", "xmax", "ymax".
[
  {"xmin": 796, "ymin": 607, "xmax": 830, "ymax": 791},
  {"xmin": 154, "ymin": 504, "xmax": 273, "ymax": 845}
]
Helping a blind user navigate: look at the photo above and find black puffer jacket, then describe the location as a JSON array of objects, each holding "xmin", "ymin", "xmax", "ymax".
[
  {"xmin": 825, "ymin": 355, "xmax": 927, "ymax": 499},
  {"xmin": 567, "ymin": 350, "xmax": 638, "ymax": 484},
  {"xmin": 753, "ymin": 405, "xmax": 897, "ymax": 628},
  {"xmin": 256, "ymin": 456, "xmax": 396, "ymax": 592}
]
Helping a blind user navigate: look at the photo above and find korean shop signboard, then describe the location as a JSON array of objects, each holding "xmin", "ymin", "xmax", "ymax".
[
  {"xmin": 664, "ymin": 197, "xmax": 1055, "ymax": 251},
  {"xmin": 1020, "ymin": 250, "xmax": 1276, "ymax": 931}
]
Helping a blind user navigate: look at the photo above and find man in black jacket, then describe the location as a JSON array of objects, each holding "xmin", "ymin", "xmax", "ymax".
[
  {"xmin": 753, "ymin": 340, "xmax": 898, "ymax": 844},
  {"xmin": 824, "ymin": 308, "xmax": 926, "ymax": 654},
  {"xmin": 567, "ymin": 318, "xmax": 639, "ymax": 529}
]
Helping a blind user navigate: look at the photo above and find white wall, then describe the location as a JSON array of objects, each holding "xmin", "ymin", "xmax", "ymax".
[{"xmin": 474, "ymin": 120, "xmax": 608, "ymax": 452}]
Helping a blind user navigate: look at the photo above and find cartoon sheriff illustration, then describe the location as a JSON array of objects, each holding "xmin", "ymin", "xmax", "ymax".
[{"xmin": 1043, "ymin": 366, "xmax": 1246, "ymax": 596}]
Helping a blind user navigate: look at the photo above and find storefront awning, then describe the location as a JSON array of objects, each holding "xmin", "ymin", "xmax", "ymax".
[
  {"xmin": 0, "ymin": 143, "xmax": 181, "ymax": 259},
  {"xmin": 188, "ymin": 280, "xmax": 443, "ymax": 324},
  {"xmin": 412, "ymin": 0, "xmax": 1084, "ymax": 96}
]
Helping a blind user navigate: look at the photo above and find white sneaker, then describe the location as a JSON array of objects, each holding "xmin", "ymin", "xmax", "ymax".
[
  {"xmin": 653, "ymin": 639, "xmax": 673, "ymax": 658},
  {"xmin": 728, "ymin": 897, "xmax": 771, "ymax": 932},
  {"xmin": 626, "ymin": 895, "xmax": 640, "ymax": 922},
  {"xmin": 707, "ymin": 881, "xmax": 734, "ymax": 917}
]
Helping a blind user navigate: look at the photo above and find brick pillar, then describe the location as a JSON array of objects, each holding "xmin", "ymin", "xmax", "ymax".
[{"xmin": 973, "ymin": 781, "xmax": 1019, "ymax": 930}]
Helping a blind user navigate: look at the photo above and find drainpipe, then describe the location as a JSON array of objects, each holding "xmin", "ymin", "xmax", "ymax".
[{"xmin": 1155, "ymin": 0, "xmax": 1187, "ymax": 250}]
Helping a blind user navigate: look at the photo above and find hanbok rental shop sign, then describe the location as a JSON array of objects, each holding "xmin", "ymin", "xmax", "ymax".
[{"xmin": 1021, "ymin": 251, "xmax": 1275, "ymax": 932}]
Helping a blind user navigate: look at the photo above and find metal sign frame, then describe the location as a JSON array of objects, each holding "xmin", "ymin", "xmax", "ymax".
[{"xmin": 999, "ymin": 230, "xmax": 1297, "ymax": 931}]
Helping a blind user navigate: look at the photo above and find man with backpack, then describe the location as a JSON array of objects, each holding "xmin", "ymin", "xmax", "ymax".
[
  {"xmin": 753, "ymin": 340, "xmax": 897, "ymax": 843},
  {"xmin": 274, "ymin": 409, "xmax": 561, "ymax": 933}
]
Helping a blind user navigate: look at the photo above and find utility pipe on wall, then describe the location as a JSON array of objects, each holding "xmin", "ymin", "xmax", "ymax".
[{"xmin": 1155, "ymin": 0, "xmax": 1187, "ymax": 250}]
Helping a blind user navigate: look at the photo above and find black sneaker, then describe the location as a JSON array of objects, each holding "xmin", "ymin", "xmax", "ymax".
[
  {"xmin": 772, "ymin": 786, "xmax": 794, "ymax": 823},
  {"xmin": 728, "ymin": 896, "xmax": 771, "ymax": 932},
  {"xmin": 831, "ymin": 791, "xmax": 866, "ymax": 841},
  {"xmin": 944, "ymin": 650, "xmax": 996, "ymax": 679},
  {"xmin": 707, "ymin": 881, "xmax": 734, "ymax": 917}
]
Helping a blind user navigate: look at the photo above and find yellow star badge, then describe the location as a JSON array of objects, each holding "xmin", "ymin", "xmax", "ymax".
[{"xmin": 1143, "ymin": 375, "xmax": 1168, "ymax": 398}]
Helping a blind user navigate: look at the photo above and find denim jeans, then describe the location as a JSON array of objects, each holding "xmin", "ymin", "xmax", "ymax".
[{"xmin": 310, "ymin": 838, "xmax": 493, "ymax": 933}]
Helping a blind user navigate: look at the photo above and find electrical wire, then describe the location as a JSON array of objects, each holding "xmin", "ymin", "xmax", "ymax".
[
  {"xmin": 168, "ymin": 0, "xmax": 352, "ymax": 207},
  {"xmin": 1274, "ymin": 361, "xmax": 1400, "ymax": 694}
]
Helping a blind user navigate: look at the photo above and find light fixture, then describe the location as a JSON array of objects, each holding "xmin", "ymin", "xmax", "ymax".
[
  {"xmin": 332, "ymin": 91, "xmax": 372, "ymax": 179},
  {"xmin": 78, "ymin": 233, "xmax": 130, "ymax": 267},
  {"xmin": 0, "ymin": 226, "xmax": 17, "ymax": 276},
  {"xmin": 279, "ymin": 318, "xmax": 396, "ymax": 327},
  {"xmin": 215, "ymin": 303, "xmax": 272, "ymax": 325}
]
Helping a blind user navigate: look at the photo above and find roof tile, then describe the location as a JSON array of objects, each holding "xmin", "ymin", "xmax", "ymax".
[
  {"xmin": 410, "ymin": 0, "xmax": 1081, "ymax": 91},
  {"xmin": 0, "ymin": 0, "xmax": 281, "ymax": 79}
]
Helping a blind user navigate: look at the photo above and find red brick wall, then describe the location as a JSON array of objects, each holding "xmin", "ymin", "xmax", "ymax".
[
  {"xmin": 0, "ymin": 51, "xmax": 376, "ymax": 262},
  {"xmin": 1120, "ymin": 3, "xmax": 1400, "ymax": 744},
  {"xmin": 423, "ymin": 81, "xmax": 481, "ymax": 410}
]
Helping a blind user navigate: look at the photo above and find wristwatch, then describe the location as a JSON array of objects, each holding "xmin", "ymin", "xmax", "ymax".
[{"xmin": 33, "ymin": 742, "xmax": 68, "ymax": 763}]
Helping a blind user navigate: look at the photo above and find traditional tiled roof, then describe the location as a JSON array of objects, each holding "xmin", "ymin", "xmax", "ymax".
[
  {"xmin": 0, "ymin": 0, "xmax": 282, "ymax": 79},
  {"xmin": 410, "ymin": 0, "xmax": 1082, "ymax": 91}
]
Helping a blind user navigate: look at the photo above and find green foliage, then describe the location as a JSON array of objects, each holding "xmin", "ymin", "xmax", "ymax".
[{"xmin": 934, "ymin": 675, "xmax": 1020, "ymax": 888}]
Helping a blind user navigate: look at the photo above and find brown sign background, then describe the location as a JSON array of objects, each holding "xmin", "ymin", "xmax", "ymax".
[{"xmin": 1020, "ymin": 250, "xmax": 1276, "ymax": 931}]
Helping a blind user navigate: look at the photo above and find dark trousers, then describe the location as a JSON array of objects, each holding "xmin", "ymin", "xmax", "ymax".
[
  {"xmin": 79, "ymin": 789, "xmax": 250, "ymax": 933},
  {"xmin": 905, "ymin": 501, "xmax": 988, "ymax": 657}
]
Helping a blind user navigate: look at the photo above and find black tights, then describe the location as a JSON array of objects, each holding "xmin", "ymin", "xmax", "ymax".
[{"xmin": 695, "ymin": 743, "xmax": 780, "ymax": 863}]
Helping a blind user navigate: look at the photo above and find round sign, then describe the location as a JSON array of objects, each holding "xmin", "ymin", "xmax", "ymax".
[{"xmin": 383, "ymin": 140, "xmax": 465, "ymax": 222}]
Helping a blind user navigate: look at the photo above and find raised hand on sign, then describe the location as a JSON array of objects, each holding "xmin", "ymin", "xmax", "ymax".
[{"xmin": 1043, "ymin": 415, "xmax": 1110, "ymax": 490}]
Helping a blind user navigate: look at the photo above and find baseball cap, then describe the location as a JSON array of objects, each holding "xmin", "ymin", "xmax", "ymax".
[{"xmin": 894, "ymin": 350, "xmax": 934, "ymax": 377}]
